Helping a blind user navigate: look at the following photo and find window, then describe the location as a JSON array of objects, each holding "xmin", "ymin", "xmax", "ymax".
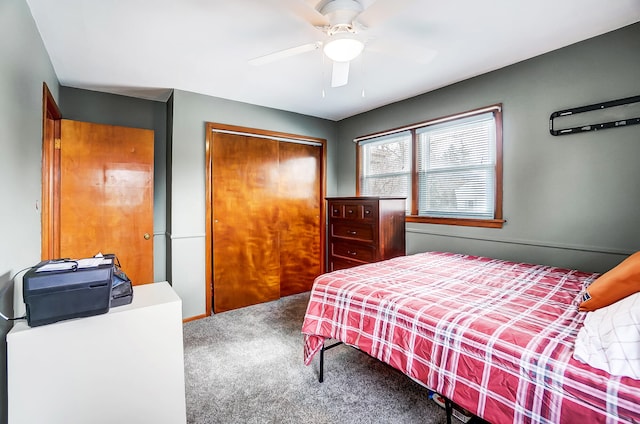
[
  {"xmin": 358, "ymin": 132, "xmax": 412, "ymax": 213},
  {"xmin": 356, "ymin": 105, "xmax": 504, "ymax": 228},
  {"xmin": 417, "ymin": 112, "xmax": 496, "ymax": 219}
]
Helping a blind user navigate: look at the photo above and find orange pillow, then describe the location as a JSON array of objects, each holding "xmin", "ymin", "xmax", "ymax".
[{"xmin": 579, "ymin": 252, "xmax": 640, "ymax": 311}]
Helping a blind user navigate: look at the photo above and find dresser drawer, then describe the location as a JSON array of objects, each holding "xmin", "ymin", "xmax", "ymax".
[
  {"xmin": 361, "ymin": 203, "xmax": 376, "ymax": 220},
  {"xmin": 343, "ymin": 203, "xmax": 363, "ymax": 219},
  {"xmin": 329, "ymin": 203, "xmax": 346, "ymax": 218},
  {"xmin": 329, "ymin": 256, "xmax": 366, "ymax": 272},
  {"xmin": 331, "ymin": 221, "xmax": 374, "ymax": 242},
  {"xmin": 331, "ymin": 241, "xmax": 376, "ymax": 262}
]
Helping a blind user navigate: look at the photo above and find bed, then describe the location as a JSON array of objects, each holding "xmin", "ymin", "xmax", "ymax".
[{"xmin": 301, "ymin": 251, "xmax": 640, "ymax": 423}]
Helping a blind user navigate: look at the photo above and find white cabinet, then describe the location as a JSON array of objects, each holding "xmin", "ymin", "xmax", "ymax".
[{"xmin": 8, "ymin": 281, "xmax": 186, "ymax": 424}]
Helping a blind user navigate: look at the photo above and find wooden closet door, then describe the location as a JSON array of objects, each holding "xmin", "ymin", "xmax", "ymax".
[
  {"xmin": 212, "ymin": 133, "xmax": 281, "ymax": 312},
  {"xmin": 279, "ymin": 142, "xmax": 322, "ymax": 296}
]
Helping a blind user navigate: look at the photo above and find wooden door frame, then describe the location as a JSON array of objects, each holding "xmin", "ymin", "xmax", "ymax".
[
  {"xmin": 41, "ymin": 82, "xmax": 62, "ymax": 260},
  {"xmin": 204, "ymin": 122, "xmax": 327, "ymax": 317}
]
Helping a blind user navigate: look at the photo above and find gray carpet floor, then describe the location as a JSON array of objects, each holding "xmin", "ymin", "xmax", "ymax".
[{"xmin": 183, "ymin": 292, "xmax": 447, "ymax": 424}]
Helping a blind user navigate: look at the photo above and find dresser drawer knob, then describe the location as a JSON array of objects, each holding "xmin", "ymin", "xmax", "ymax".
[
  {"xmin": 365, "ymin": 210, "xmax": 371, "ymax": 215},
  {"xmin": 347, "ymin": 250, "xmax": 357, "ymax": 256},
  {"xmin": 347, "ymin": 230, "xmax": 357, "ymax": 235},
  {"xmin": 347, "ymin": 209, "xmax": 354, "ymax": 214}
]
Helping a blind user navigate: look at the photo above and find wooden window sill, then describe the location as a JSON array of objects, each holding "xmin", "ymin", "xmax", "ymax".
[{"xmin": 406, "ymin": 216, "xmax": 506, "ymax": 228}]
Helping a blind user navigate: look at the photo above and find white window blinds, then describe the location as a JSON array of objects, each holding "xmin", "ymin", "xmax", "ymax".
[
  {"xmin": 416, "ymin": 112, "xmax": 496, "ymax": 218},
  {"xmin": 359, "ymin": 131, "xmax": 411, "ymax": 212}
]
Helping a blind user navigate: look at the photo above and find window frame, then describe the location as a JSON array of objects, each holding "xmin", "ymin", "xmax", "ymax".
[{"xmin": 356, "ymin": 104, "xmax": 504, "ymax": 228}]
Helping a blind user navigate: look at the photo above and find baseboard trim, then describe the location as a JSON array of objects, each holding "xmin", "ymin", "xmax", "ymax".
[{"xmin": 183, "ymin": 313, "xmax": 207, "ymax": 323}]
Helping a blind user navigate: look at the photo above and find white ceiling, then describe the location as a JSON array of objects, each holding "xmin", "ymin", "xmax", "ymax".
[{"xmin": 26, "ymin": 0, "xmax": 640, "ymax": 121}]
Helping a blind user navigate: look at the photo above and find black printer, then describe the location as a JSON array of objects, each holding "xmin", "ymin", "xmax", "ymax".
[{"xmin": 23, "ymin": 258, "xmax": 114, "ymax": 327}]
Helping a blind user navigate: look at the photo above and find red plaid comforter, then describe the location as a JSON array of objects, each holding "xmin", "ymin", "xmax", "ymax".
[{"xmin": 302, "ymin": 252, "xmax": 640, "ymax": 424}]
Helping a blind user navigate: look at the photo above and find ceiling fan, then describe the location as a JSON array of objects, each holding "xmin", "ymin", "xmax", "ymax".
[{"xmin": 249, "ymin": 0, "xmax": 418, "ymax": 88}]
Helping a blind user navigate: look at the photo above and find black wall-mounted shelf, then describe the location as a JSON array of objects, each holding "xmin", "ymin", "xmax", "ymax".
[{"xmin": 549, "ymin": 95, "xmax": 640, "ymax": 136}]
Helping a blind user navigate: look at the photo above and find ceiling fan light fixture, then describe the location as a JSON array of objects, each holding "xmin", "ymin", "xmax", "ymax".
[{"xmin": 323, "ymin": 37, "xmax": 364, "ymax": 62}]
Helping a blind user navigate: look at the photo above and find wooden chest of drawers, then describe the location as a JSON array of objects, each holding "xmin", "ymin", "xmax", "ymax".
[{"xmin": 326, "ymin": 197, "xmax": 406, "ymax": 272}]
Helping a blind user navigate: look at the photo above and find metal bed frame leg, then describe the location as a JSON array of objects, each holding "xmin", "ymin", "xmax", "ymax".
[
  {"xmin": 444, "ymin": 397, "xmax": 453, "ymax": 424},
  {"xmin": 319, "ymin": 343, "xmax": 325, "ymax": 383},
  {"xmin": 318, "ymin": 340, "xmax": 343, "ymax": 383}
]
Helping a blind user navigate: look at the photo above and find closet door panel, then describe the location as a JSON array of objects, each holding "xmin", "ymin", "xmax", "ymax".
[
  {"xmin": 212, "ymin": 133, "xmax": 280, "ymax": 313},
  {"xmin": 279, "ymin": 142, "xmax": 322, "ymax": 296}
]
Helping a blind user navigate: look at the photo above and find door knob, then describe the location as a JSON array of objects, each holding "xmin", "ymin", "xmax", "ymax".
[{"xmin": 144, "ymin": 233, "xmax": 150, "ymax": 240}]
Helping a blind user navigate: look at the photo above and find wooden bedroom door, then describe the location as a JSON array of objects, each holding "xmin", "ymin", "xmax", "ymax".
[
  {"xmin": 210, "ymin": 126, "xmax": 323, "ymax": 313},
  {"xmin": 58, "ymin": 119, "xmax": 155, "ymax": 286}
]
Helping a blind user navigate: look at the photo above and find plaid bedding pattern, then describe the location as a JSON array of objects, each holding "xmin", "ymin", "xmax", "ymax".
[{"xmin": 301, "ymin": 252, "xmax": 640, "ymax": 424}]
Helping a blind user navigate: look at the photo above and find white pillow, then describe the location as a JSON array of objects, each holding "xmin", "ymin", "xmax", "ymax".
[{"xmin": 573, "ymin": 291, "xmax": 640, "ymax": 379}]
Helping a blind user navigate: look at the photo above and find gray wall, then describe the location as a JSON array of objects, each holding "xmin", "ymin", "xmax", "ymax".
[
  {"xmin": 59, "ymin": 87, "xmax": 169, "ymax": 282},
  {"xmin": 0, "ymin": 1, "xmax": 60, "ymax": 423},
  {"xmin": 336, "ymin": 23, "xmax": 640, "ymax": 273},
  {"xmin": 170, "ymin": 89, "xmax": 338, "ymax": 318}
]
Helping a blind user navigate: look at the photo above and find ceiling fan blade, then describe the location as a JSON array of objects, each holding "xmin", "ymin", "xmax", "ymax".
[
  {"xmin": 331, "ymin": 61, "xmax": 350, "ymax": 87},
  {"xmin": 249, "ymin": 42, "xmax": 321, "ymax": 66},
  {"xmin": 282, "ymin": 0, "xmax": 330, "ymax": 27},
  {"xmin": 356, "ymin": 0, "xmax": 416, "ymax": 28}
]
